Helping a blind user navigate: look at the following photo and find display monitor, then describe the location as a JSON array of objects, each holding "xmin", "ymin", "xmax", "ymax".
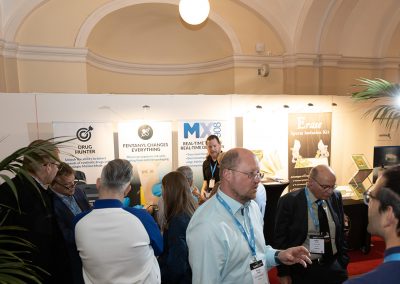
[{"xmin": 373, "ymin": 146, "xmax": 400, "ymax": 182}]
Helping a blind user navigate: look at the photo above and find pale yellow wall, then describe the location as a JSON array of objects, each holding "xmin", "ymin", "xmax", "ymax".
[
  {"xmin": 18, "ymin": 60, "xmax": 87, "ymax": 93},
  {"xmin": 212, "ymin": 0, "xmax": 285, "ymax": 55},
  {"xmin": 87, "ymin": 4, "xmax": 233, "ymax": 64},
  {"xmin": 86, "ymin": 65, "xmax": 234, "ymax": 94},
  {"xmin": 234, "ymin": 68, "xmax": 284, "ymax": 94},
  {"xmin": 16, "ymin": 0, "xmax": 109, "ymax": 46},
  {"xmin": 1, "ymin": 57, "xmax": 20, "ymax": 92},
  {"xmin": 283, "ymin": 66, "xmax": 320, "ymax": 96},
  {"xmin": 0, "ymin": 56, "xmax": 5, "ymax": 92}
]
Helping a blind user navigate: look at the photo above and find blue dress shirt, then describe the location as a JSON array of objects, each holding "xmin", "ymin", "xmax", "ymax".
[{"xmin": 187, "ymin": 190, "xmax": 278, "ymax": 283}]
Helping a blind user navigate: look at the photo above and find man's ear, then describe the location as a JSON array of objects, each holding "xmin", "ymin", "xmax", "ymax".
[
  {"xmin": 221, "ymin": 168, "xmax": 230, "ymax": 180},
  {"xmin": 124, "ymin": 184, "xmax": 132, "ymax": 197},
  {"xmin": 383, "ymin": 206, "xmax": 397, "ymax": 228},
  {"xmin": 96, "ymin": 178, "xmax": 101, "ymax": 192}
]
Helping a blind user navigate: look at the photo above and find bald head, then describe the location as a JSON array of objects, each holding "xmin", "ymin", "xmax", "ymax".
[
  {"xmin": 307, "ymin": 164, "xmax": 336, "ymax": 200},
  {"xmin": 220, "ymin": 148, "xmax": 261, "ymax": 204}
]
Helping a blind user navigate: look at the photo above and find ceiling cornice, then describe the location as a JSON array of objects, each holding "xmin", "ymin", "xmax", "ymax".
[{"xmin": 1, "ymin": 41, "xmax": 398, "ymax": 74}]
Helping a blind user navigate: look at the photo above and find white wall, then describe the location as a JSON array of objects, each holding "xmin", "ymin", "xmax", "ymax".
[{"xmin": 1, "ymin": 93, "xmax": 399, "ymax": 185}]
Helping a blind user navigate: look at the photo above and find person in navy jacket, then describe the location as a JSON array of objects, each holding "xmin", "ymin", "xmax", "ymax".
[
  {"xmin": 344, "ymin": 166, "xmax": 400, "ymax": 284},
  {"xmin": 51, "ymin": 162, "xmax": 90, "ymax": 284}
]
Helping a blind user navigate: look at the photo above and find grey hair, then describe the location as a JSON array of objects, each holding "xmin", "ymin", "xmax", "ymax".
[
  {"xmin": 100, "ymin": 159, "xmax": 133, "ymax": 192},
  {"xmin": 176, "ymin": 166, "xmax": 193, "ymax": 184}
]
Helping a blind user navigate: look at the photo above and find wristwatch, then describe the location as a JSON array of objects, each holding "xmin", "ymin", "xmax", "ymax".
[{"xmin": 274, "ymin": 250, "xmax": 283, "ymax": 265}]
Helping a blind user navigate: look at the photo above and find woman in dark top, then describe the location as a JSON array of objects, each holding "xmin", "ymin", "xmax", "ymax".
[{"xmin": 158, "ymin": 171, "xmax": 197, "ymax": 284}]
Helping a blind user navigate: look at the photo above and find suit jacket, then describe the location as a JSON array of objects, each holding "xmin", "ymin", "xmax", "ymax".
[
  {"xmin": 274, "ymin": 188, "xmax": 349, "ymax": 277},
  {"xmin": 0, "ymin": 175, "xmax": 71, "ymax": 283},
  {"xmin": 53, "ymin": 187, "xmax": 91, "ymax": 244},
  {"xmin": 52, "ymin": 187, "xmax": 91, "ymax": 284}
]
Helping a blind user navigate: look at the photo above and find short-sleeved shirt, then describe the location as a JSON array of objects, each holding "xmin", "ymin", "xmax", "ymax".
[{"xmin": 202, "ymin": 155, "xmax": 220, "ymax": 189}]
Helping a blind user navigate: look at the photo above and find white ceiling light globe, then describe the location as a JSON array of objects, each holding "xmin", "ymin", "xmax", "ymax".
[{"xmin": 179, "ymin": 0, "xmax": 210, "ymax": 25}]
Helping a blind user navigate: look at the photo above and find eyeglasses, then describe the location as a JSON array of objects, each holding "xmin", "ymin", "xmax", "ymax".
[
  {"xmin": 311, "ymin": 177, "xmax": 336, "ymax": 191},
  {"xmin": 229, "ymin": 169, "xmax": 264, "ymax": 180},
  {"xmin": 46, "ymin": 162, "xmax": 62, "ymax": 170},
  {"xmin": 363, "ymin": 190, "xmax": 379, "ymax": 205},
  {"xmin": 54, "ymin": 180, "xmax": 77, "ymax": 190}
]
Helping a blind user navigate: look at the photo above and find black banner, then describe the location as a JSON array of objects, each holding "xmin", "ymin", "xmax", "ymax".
[{"xmin": 288, "ymin": 113, "xmax": 332, "ymax": 191}]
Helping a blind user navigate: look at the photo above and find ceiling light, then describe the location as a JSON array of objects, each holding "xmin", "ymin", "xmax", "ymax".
[{"xmin": 179, "ymin": 0, "xmax": 210, "ymax": 25}]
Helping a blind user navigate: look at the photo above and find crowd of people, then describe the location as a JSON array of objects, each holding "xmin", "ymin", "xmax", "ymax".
[{"xmin": 0, "ymin": 137, "xmax": 399, "ymax": 284}]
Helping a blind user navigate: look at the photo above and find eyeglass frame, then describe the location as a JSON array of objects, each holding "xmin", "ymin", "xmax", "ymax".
[
  {"xmin": 311, "ymin": 177, "xmax": 337, "ymax": 191},
  {"xmin": 363, "ymin": 189, "xmax": 381, "ymax": 206},
  {"xmin": 228, "ymin": 168, "xmax": 264, "ymax": 180},
  {"xmin": 54, "ymin": 179, "xmax": 77, "ymax": 190},
  {"xmin": 45, "ymin": 162, "xmax": 62, "ymax": 170}
]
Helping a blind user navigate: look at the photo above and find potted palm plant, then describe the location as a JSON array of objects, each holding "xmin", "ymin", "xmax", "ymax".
[
  {"xmin": 0, "ymin": 137, "xmax": 74, "ymax": 283},
  {"xmin": 352, "ymin": 78, "xmax": 400, "ymax": 130}
]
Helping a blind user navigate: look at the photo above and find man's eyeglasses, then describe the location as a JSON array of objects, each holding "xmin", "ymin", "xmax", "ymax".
[
  {"xmin": 311, "ymin": 177, "xmax": 336, "ymax": 191},
  {"xmin": 363, "ymin": 190, "xmax": 379, "ymax": 206},
  {"xmin": 229, "ymin": 169, "xmax": 264, "ymax": 180},
  {"xmin": 54, "ymin": 180, "xmax": 77, "ymax": 190},
  {"xmin": 46, "ymin": 162, "xmax": 62, "ymax": 170}
]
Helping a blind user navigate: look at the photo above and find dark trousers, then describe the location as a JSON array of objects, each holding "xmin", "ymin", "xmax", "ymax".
[{"xmin": 290, "ymin": 259, "xmax": 348, "ymax": 284}]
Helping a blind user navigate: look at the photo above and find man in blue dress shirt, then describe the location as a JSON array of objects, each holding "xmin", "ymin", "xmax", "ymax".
[
  {"xmin": 187, "ymin": 148, "xmax": 311, "ymax": 283},
  {"xmin": 344, "ymin": 165, "xmax": 400, "ymax": 284}
]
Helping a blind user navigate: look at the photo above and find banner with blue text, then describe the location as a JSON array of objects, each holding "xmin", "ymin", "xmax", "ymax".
[{"xmin": 177, "ymin": 120, "xmax": 231, "ymax": 189}]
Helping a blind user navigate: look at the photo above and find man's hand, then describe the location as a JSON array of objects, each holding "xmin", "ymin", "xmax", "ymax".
[
  {"xmin": 278, "ymin": 276, "xmax": 292, "ymax": 284},
  {"xmin": 278, "ymin": 246, "xmax": 311, "ymax": 268}
]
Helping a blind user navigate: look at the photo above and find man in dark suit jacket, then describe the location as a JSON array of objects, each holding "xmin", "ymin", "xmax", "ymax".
[
  {"xmin": 0, "ymin": 140, "xmax": 71, "ymax": 284},
  {"xmin": 274, "ymin": 164, "xmax": 349, "ymax": 284},
  {"xmin": 51, "ymin": 162, "xmax": 90, "ymax": 284}
]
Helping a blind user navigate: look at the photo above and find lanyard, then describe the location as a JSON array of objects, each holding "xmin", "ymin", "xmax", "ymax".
[
  {"xmin": 210, "ymin": 161, "xmax": 217, "ymax": 178},
  {"xmin": 305, "ymin": 188, "xmax": 320, "ymax": 231},
  {"xmin": 216, "ymin": 193, "xmax": 256, "ymax": 257},
  {"xmin": 384, "ymin": 253, "xmax": 400, "ymax": 263}
]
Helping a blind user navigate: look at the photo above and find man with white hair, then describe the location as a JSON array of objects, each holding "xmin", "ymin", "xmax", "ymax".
[{"xmin": 74, "ymin": 159, "xmax": 163, "ymax": 284}]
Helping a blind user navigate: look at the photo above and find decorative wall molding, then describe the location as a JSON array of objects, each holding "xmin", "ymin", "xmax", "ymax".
[{"xmin": 0, "ymin": 41, "xmax": 399, "ymax": 75}]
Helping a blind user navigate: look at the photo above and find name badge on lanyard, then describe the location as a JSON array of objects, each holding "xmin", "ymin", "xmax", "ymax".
[
  {"xmin": 250, "ymin": 259, "xmax": 269, "ymax": 284},
  {"xmin": 208, "ymin": 178, "xmax": 215, "ymax": 189},
  {"xmin": 208, "ymin": 162, "xmax": 217, "ymax": 190},
  {"xmin": 216, "ymin": 193, "xmax": 268, "ymax": 283},
  {"xmin": 309, "ymin": 235, "xmax": 325, "ymax": 254}
]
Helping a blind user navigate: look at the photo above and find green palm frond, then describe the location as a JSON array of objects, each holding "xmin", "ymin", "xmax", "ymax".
[
  {"xmin": 0, "ymin": 137, "xmax": 76, "ymax": 210},
  {"xmin": 0, "ymin": 226, "xmax": 47, "ymax": 284},
  {"xmin": 352, "ymin": 78, "xmax": 400, "ymax": 130},
  {"xmin": 0, "ymin": 137, "xmax": 76, "ymax": 284}
]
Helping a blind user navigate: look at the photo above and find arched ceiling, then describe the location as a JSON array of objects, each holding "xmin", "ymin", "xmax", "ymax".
[
  {"xmin": 0, "ymin": 0, "xmax": 399, "ymax": 59},
  {"xmin": 87, "ymin": 4, "xmax": 232, "ymax": 64}
]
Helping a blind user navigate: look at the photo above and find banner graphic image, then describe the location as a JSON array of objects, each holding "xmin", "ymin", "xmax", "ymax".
[
  {"xmin": 288, "ymin": 112, "xmax": 332, "ymax": 191},
  {"xmin": 118, "ymin": 121, "xmax": 172, "ymax": 206},
  {"xmin": 53, "ymin": 122, "xmax": 115, "ymax": 184},
  {"xmin": 177, "ymin": 120, "xmax": 231, "ymax": 189}
]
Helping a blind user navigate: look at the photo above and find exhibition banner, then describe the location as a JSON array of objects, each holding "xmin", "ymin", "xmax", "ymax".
[
  {"xmin": 52, "ymin": 122, "xmax": 114, "ymax": 184},
  {"xmin": 288, "ymin": 112, "xmax": 331, "ymax": 191},
  {"xmin": 243, "ymin": 111, "xmax": 288, "ymax": 180},
  {"xmin": 177, "ymin": 120, "xmax": 231, "ymax": 189},
  {"xmin": 118, "ymin": 121, "xmax": 172, "ymax": 205}
]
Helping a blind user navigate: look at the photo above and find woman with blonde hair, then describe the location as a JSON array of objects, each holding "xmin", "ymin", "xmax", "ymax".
[{"xmin": 158, "ymin": 171, "xmax": 197, "ymax": 283}]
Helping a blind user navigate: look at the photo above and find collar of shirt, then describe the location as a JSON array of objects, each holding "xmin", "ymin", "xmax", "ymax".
[
  {"xmin": 51, "ymin": 188, "xmax": 70, "ymax": 199},
  {"xmin": 385, "ymin": 246, "xmax": 400, "ymax": 258},
  {"xmin": 306, "ymin": 187, "xmax": 318, "ymax": 203},
  {"xmin": 93, "ymin": 199, "xmax": 123, "ymax": 209},
  {"xmin": 31, "ymin": 175, "xmax": 48, "ymax": 190},
  {"xmin": 218, "ymin": 190, "xmax": 251, "ymax": 215}
]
